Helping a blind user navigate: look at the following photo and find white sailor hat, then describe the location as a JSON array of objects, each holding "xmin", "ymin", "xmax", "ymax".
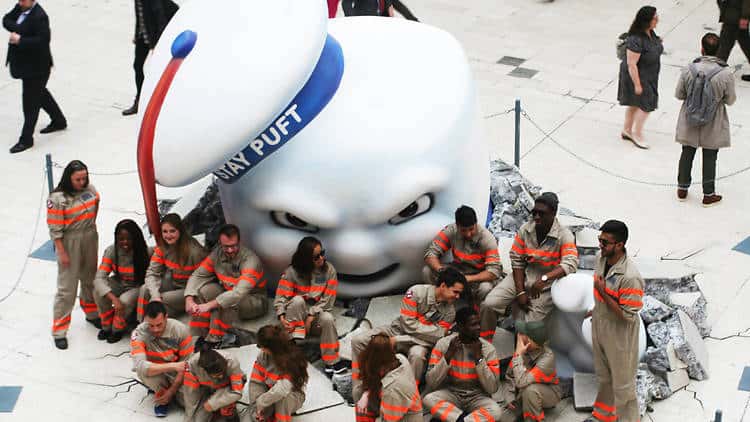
[{"xmin": 138, "ymin": 0, "xmax": 339, "ymax": 187}]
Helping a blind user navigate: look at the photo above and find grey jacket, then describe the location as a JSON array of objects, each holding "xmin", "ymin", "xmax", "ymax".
[{"xmin": 675, "ymin": 56, "xmax": 736, "ymax": 149}]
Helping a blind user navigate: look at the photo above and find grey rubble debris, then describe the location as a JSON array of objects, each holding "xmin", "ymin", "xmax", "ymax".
[
  {"xmin": 644, "ymin": 346, "xmax": 670, "ymax": 373},
  {"xmin": 669, "ymin": 291, "xmax": 709, "ymax": 337},
  {"xmin": 644, "ymin": 274, "xmax": 709, "ymax": 336},
  {"xmin": 641, "ymin": 295, "xmax": 674, "ymax": 324},
  {"xmin": 637, "ymin": 363, "xmax": 673, "ymax": 415}
]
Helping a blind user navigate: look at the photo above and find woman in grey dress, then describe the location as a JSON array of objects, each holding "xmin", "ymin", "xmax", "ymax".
[{"xmin": 618, "ymin": 6, "xmax": 663, "ymax": 149}]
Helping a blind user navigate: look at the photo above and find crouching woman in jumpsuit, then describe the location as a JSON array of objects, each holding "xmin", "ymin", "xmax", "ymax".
[
  {"xmin": 355, "ymin": 334, "xmax": 423, "ymax": 422},
  {"xmin": 94, "ymin": 219, "xmax": 151, "ymax": 343},
  {"xmin": 48, "ymin": 160, "xmax": 100, "ymax": 350},
  {"xmin": 183, "ymin": 340, "xmax": 246, "ymax": 422},
  {"xmin": 245, "ymin": 324, "xmax": 308, "ymax": 422}
]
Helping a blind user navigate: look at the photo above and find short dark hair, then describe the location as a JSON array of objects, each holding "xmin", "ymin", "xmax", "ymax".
[
  {"xmin": 455, "ymin": 306, "xmax": 477, "ymax": 326},
  {"xmin": 455, "ymin": 205, "xmax": 477, "ymax": 227},
  {"xmin": 701, "ymin": 32, "xmax": 720, "ymax": 56},
  {"xmin": 535, "ymin": 192, "xmax": 559, "ymax": 212},
  {"xmin": 218, "ymin": 223, "xmax": 241, "ymax": 241},
  {"xmin": 198, "ymin": 348, "xmax": 228, "ymax": 375},
  {"xmin": 144, "ymin": 301, "xmax": 167, "ymax": 319},
  {"xmin": 436, "ymin": 267, "xmax": 467, "ymax": 288},
  {"xmin": 600, "ymin": 219, "xmax": 629, "ymax": 244}
]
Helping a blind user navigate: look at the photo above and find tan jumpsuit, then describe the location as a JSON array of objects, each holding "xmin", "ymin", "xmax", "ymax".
[
  {"xmin": 185, "ymin": 245, "xmax": 269, "ymax": 342},
  {"xmin": 480, "ymin": 218, "xmax": 578, "ymax": 340},
  {"xmin": 94, "ymin": 245, "xmax": 151, "ymax": 333},
  {"xmin": 351, "ymin": 284, "xmax": 456, "ymax": 401},
  {"xmin": 590, "ymin": 253, "xmax": 644, "ymax": 422},
  {"xmin": 354, "ymin": 354, "xmax": 423, "ymax": 422},
  {"xmin": 183, "ymin": 350, "xmax": 245, "ymax": 422},
  {"xmin": 424, "ymin": 223, "xmax": 503, "ymax": 302},
  {"xmin": 499, "ymin": 345, "xmax": 561, "ymax": 422},
  {"xmin": 137, "ymin": 237, "xmax": 206, "ymax": 321},
  {"xmin": 273, "ymin": 263, "xmax": 340, "ymax": 365},
  {"xmin": 48, "ymin": 185, "xmax": 100, "ymax": 339},
  {"xmin": 245, "ymin": 349, "xmax": 306, "ymax": 422},
  {"xmin": 423, "ymin": 334, "xmax": 502, "ymax": 421},
  {"xmin": 130, "ymin": 318, "xmax": 193, "ymax": 397}
]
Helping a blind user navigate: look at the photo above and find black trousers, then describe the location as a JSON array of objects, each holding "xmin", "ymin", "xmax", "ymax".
[
  {"xmin": 133, "ymin": 37, "xmax": 150, "ymax": 98},
  {"xmin": 20, "ymin": 73, "xmax": 65, "ymax": 145},
  {"xmin": 678, "ymin": 146, "xmax": 718, "ymax": 195},
  {"xmin": 717, "ymin": 23, "xmax": 750, "ymax": 64}
]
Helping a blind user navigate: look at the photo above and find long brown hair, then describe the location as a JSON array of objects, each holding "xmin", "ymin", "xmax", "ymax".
[
  {"xmin": 359, "ymin": 334, "xmax": 399, "ymax": 414},
  {"xmin": 257, "ymin": 325, "xmax": 309, "ymax": 391},
  {"xmin": 160, "ymin": 213, "xmax": 193, "ymax": 266},
  {"xmin": 291, "ymin": 236, "xmax": 322, "ymax": 280}
]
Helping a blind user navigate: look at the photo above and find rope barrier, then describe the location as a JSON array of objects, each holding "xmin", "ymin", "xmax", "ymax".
[{"xmin": 52, "ymin": 161, "xmax": 137, "ymax": 176}]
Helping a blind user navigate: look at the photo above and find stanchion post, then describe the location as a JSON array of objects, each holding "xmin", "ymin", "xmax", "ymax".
[
  {"xmin": 714, "ymin": 410, "xmax": 722, "ymax": 422},
  {"xmin": 514, "ymin": 99, "xmax": 521, "ymax": 168},
  {"xmin": 45, "ymin": 153, "xmax": 54, "ymax": 194}
]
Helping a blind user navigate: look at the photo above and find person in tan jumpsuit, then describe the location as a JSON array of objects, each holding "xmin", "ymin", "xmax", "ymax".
[
  {"xmin": 137, "ymin": 213, "xmax": 206, "ymax": 321},
  {"xmin": 350, "ymin": 268, "xmax": 466, "ymax": 400},
  {"xmin": 480, "ymin": 192, "xmax": 578, "ymax": 341},
  {"xmin": 48, "ymin": 160, "xmax": 100, "ymax": 350},
  {"xmin": 245, "ymin": 325, "xmax": 308, "ymax": 422},
  {"xmin": 94, "ymin": 219, "xmax": 152, "ymax": 343},
  {"xmin": 131, "ymin": 301, "xmax": 193, "ymax": 418},
  {"xmin": 185, "ymin": 224, "xmax": 268, "ymax": 346},
  {"xmin": 423, "ymin": 307, "xmax": 501, "ymax": 422},
  {"xmin": 183, "ymin": 344, "xmax": 246, "ymax": 422},
  {"xmin": 355, "ymin": 333, "xmax": 423, "ymax": 422},
  {"xmin": 585, "ymin": 220, "xmax": 644, "ymax": 422},
  {"xmin": 273, "ymin": 236, "xmax": 348, "ymax": 375},
  {"xmin": 424, "ymin": 205, "xmax": 503, "ymax": 305},
  {"xmin": 499, "ymin": 320, "xmax": 561, "ymax": 422}
]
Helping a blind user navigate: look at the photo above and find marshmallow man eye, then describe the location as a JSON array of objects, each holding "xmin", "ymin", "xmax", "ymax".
[
  {"xmin": 388, "ymin": 194, "xmax": 434, "ymax": 225},
  {"xmin": 270, "ymin": 211, "xmax": 320, "ymax": 233}
]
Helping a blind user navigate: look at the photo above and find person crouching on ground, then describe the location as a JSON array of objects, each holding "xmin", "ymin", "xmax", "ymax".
[{"xmin": 183, "ymin": 339, "xmax": 245, "ymax": 422}]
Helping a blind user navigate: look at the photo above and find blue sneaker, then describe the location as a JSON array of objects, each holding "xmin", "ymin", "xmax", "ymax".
[{"xmin": 154, "ymin": 404, "xmax": 168, "ymax": 418}]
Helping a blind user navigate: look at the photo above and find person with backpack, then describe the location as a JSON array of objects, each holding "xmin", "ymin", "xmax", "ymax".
[{"xmin": 675, "ymin": 33, "xmax": 736, "ymax": 207}]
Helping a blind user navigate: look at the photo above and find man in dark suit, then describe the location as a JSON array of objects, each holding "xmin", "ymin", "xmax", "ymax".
[
  {"xmin": 122, "ymin": 0, "xmax": 178, "ymax": 116},
  {"xmin": 3, "ymin": 0, "xmax": 66, "ymax": 154},
  {"xmin": 717, "ymin": 0, "xmax": 750, "ymax": 81}
]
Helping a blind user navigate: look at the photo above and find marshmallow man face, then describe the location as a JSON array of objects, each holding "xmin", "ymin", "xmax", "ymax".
[{"xmin": 219, "ymin": 19, "xmax": 489, "ymax": 297}]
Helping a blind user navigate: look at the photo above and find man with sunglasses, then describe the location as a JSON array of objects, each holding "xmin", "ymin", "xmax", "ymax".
[
  {"xmin": 184, "ymin": 224, "xmax": 269, "ymax": 348},
  {"xmin": 585, "ymin": 220, "xmax": 643, "ymax": 422},
  {"xmin": 424, "ymin": 205, "xmax": 503, "ymax": 305},
  {"xmin": 479, "ymin": 192, "xmax": 579, "ymax": 341}
]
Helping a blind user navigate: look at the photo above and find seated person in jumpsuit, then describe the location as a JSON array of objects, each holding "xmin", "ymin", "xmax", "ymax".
[
  {"xmin": 94, "ymin": 219, "xmax": 152, "ymax": 343},
  {"xmin": 423, "ymin": 307, "xmax": 502, "ymax": 422},
  {"xmin": 138, "ymin": 213, "xmax": 207, "ymax": 320},
  {"xmin": 183, "ymin": 342, "xmax": 245, "ymax": 422},
  {"xmin": 185, "ymin": 224, "xmax": 268, "ymax": 347},
  {"xmin": 245, "ymin": 325, "xmax": 308, "ymax": 422}
]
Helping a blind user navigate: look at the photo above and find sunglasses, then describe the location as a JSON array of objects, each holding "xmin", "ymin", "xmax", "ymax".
[
  {"xmin": 313, "ymin": 249, "xmax": 326, "ymax": 260},
  {"xmin": 598, "ymin": 237, "xmax": 617, "ymax": 247}
]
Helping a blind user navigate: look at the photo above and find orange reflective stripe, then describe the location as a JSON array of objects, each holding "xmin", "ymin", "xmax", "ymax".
[
  {"xmin": 480, "ymin": 330, "xmax": 495, "ymax": 339},
  {"xmin": 593, "ymin": 402, "xmax": 616, "ymax": 413},
  {"xmin": 214, "ymin": 318, "xmax": 232, "ymax": 329},
  {"xmin": 430, "ymin": 400, "xmax": 447, "ymax": 416},
  {"xmin": 439, "ymin": 402, "xmax": 455, "ymax": 420},
  {"xmin": 274, "ymin": 414, "xmax": 292, "ymax": 421},
  {"xmin": 529, "ymin": 367, "xmax": 559, "ymax": 384},
  {"xmin": 592, "ymin": 410, "xmax": 617, "ymax": 422},
  {"xmin": 523, "ymin": 411, "xmax": 545, "ymax": 421},
  {"xmin": 478, "ymin": 407, "xmax": 494, "ymax": 422},
  {"xmin": 200, "ymin": 257, "xmax": 215, "ymax": 272},
  {"xmin": 449, "ymin": 359, "xmax": 476, "ymax": 369},
  {"xmin": 46, "ymin": 212, "xmax": 96, "ymax": 225},
  {"xmin": 525, "ymin": 249, "xmax": 560, "ymax": 258},
  {"xmin": 381, "ymin": 400, "xmax": 409, "ymax": 413},
  {"xmin": 513, "ymin": 235, "xmax": 526, "ymax": 247},
  {"xmin": 46, "ymin": 196, "xmax": 99, "ymax": 216},
  {"xmin": 452, "ymin": 248, "xmax": 484, "ymax": 261},
  {"xmin": 619, "ymin": 288, "xmax": 643, "ymax": 297},
  {"xmin": 527, "ymin": 257, "xmax": 561, "ymax": 267},
  {"xmin": 402, "ymin": 297, "xmax": 417, "ymax": 308},
  {"xmin": 319, "ymin": 342, "xmax": 338, "ymax": 349},
  {"xmin": 449, "ymin": 370, "xmax": 478, "ymax": 380}
]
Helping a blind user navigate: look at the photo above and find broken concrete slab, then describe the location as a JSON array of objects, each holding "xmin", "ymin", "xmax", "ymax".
[
  {"xmin": 664, "ymin": 368, "xmax": 690, "ymax": 392},
  {"xmin": 363, "ymin": 294, "xmax": 402, "ymax": 329},
  {"xmin": 641, "ymin": 295, "xmax": 674, "ymax": 324},
  {"xmin": 637, "ymin": 363, "xmax": 672, "ymax": 415},
  {"xmin": 674, "ymin": 310, "xmax": 710, "ymax": 381},
  {"xmin": 573, "ymin": 372, "xmax": 598, "ymax": 410},
  {"xmin": 669, "ymin": 291, "xmax": 709, "ymax": 337},
  {"xmin": 645, "ymin": 346, "xmax": 670, "ymax": 373},
  {"xmin": 666, "ymin": 343, "xmax": 688, "ymax": 370},
  {"xmin": 647, "ymin": 320, "xmax": 671, "ymax": 348}
]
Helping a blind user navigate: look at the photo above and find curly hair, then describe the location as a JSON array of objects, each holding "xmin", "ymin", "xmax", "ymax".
[{"xmin": 257, "ymin": 325, "xmax": 309, "ymax": 392}]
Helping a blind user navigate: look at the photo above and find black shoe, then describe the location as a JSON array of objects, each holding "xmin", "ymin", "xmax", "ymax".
[
  {"xmin": 9, "ymin": 141, "xmax": 32, "ymax": 154},
  {"xmin": 39, "ymin": 121, "xmax": 67, "ymax": 134},
  {"xmin": 122, "ymin": 100, "xmax": 138, "ymax": 116},
  {"xmin": 742, "ymin": 74, "xmax": 750, "ymax": 82},
  {"xmin": 107, "ymin": 331, "xmax": 124, "ymax": 343},
  {"xmin": 86, "ymin": 318, "xmax": 102, "ymax": 329},
  {"xmin": 97, "ymin": 329, "xmax": 110, "ymax": 341},
  {"xmin": 325, "ymin": 360, "xmax": 351, "ymax": 377},
  {"xmin": 54, "ymin": 338, "xmax": 68, "ymax": 350}
]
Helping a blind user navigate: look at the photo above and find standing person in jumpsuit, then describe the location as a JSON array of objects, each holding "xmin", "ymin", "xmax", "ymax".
[
  {"xmin": 48, "ymin": 160, "xmax": 100, "ymax": 350},
  {"xmin": 137, "ymin": 213, "xmax": 207, "ymax": 320},
  {"xmin": 355, "ymin": 333, "xmax": 423, "ymax": 422},
  {"xmin": 245, "ymin": 325, "xmax": 309, "ymax": 422},
  {"xmin": 585, "ymin": 220, "xmax": 644, "ymax": 422},
  {"xmin": 274, "ymin": 236, "xmax": 349, "ymax": 376},
  {"xmin": 94, "ymin": 218, "xmax": 151, "ymax": 343}
]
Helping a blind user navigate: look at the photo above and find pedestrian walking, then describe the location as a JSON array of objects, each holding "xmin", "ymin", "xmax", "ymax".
[
  {"xmin": 47, "ymin": 160, "xmax": 100, "ymax": 350},
  {"xmin": 675, "ymin": 33, "xmax": 736, "ymax": 207},
  {"xmin": 122, "ymin": 0, "xmax": 178, "ymax": 116},
  {"xmin": 3, "ymin": 0, "xmax": 66, "ymax": 154},
  {"xmin": 618, "ymin": 6, "xmax": 663, "ymax": 149},
  {"xmin": 716, "ymin": 0, "xmax": 750, "ymax": 81}
]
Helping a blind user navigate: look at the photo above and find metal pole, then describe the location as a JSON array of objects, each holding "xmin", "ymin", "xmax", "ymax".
[
  {"xmin": 714, "ymin": 410, "xmax": 722, "ymax": 422},
  {"xmin": 514, "ymin": 98, "xmax": 521, "ymax": 168},
  {"xmin": 45, "ymin": 153, "xmax": 54, "ymax": 194}
]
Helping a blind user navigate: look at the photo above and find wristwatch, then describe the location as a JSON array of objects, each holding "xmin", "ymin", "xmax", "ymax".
[{"xmin": 541, "ymin": 275, "xmax": 549, "ymax": 283}]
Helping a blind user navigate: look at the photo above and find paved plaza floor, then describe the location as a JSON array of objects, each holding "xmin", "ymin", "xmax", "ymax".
[{"xmin": 1, "ymin": 0, "xmax": 749, "ymax": 420}]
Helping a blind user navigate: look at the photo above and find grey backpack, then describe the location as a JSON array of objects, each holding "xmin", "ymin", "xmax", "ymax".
[{"xmin": 684, "ymin": 60, "xmax": 726, "ymax": 127}]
